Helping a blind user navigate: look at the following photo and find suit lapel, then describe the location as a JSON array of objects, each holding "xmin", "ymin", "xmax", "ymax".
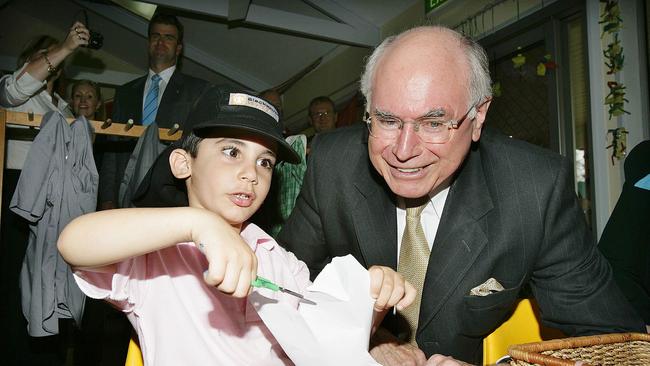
[
  {"xmin": 130, "ymin": 77, "xmax": 146, "ymax": 124},
  {"xmin": 350, "ymin": 133, "xmax": 398, "ymax": 269},
  {"xmin": 157, "ymin": 71, "xmax": 183, "ymax": 124},
  {"xmin": 418, "ymin": 144, "xmax": 493, "ymax": 332}
]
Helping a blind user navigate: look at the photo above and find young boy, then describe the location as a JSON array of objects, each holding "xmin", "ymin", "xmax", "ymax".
[{"xmin": 58, "ymin": 86, "xmax": 415, "ymax": 365}]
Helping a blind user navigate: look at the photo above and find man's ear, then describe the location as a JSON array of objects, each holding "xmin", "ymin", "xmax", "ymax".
[
  {"xmin": 471, "ymin": 98, "xmax": 492, "ymax": 142},
  {"xmin": 175, "ymin": 43, "xmax": 183, "ymax": 57},
  {"xmin": 169, "ymin": 148, "xmax": 191, "ymax": 179}
]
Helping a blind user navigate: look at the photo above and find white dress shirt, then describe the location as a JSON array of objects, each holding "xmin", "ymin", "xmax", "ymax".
[
  {"xmin": 142, "ymin": 65, "xmax": 176, "ymax": 111},
  {"xmin": 0, "ymin": 64, "xmax": 73, "ymax": 169}
]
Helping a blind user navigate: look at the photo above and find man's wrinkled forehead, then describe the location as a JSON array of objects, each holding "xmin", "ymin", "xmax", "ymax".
[
  {"xmin": 372, "ymin": 45, "xmax": 469, "ymax": 107},
  {"xmin": 150, "ymin": 23, "xmax": 179, "ymax": 36}
]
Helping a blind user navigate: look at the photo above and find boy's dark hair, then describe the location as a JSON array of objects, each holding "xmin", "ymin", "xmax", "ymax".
[
  {"xmin": 178, "ymin": 132, "xmax": 202, "ymax": 158},
  {"xmin": 18, "ymin": 35, "xmax": 59, "ymax": 67},
  {"xmin": 148, "ymin": 12, "xmax": 184, "ymax": 44}
]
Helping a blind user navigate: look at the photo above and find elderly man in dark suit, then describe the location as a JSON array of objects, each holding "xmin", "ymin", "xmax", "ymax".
[
  {"xmin": 99, "ymin": 12, "xmax": 208, "ymax": 209},
  {"xmin": 278, "ymin": 25, "xmax": 644, "ymax": 365}
]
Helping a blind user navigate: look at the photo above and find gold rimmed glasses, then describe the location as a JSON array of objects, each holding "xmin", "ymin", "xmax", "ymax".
[{"xmin": 365, "ymin": 105, "xmax": 477, "ymax": 144}]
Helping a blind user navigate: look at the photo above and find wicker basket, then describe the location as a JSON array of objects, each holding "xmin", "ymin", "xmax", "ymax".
[{"xmin": 508, "ymin": 332, "xmax": 650, "ymax": 366}]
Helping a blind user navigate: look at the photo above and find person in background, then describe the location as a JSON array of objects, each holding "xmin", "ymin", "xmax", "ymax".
[
  {"xmin": 308, "ymin": 95, "xmax": 337, "ymax": 135},
  {"xmin": 70, "ymin": 79, "xmax": 102, "ymax": 120},
  {"xmin": 599, "ymin": 140, "xmax": 650, "ymax": 333},
  {"xmin": 58, "ymin": 86, "xmax": 415, "ymax": 365},
  {"xmin": 98, "ymin": 12, "xmax": 208, "ymax": 210},
  {"xmin": 70, "ymin": 80, "xmax": 130, "ymax": 366},
  {"xmin": 252, "ymin": 88, "xmax": 308, "ymax": 237},
  {"xmin": 0, "ymin": 22, "xmax": 91, "ymax": 365},
  {"xmin": 260, "ymin": 88, "xmax": 283, "ymax": 121},
  {"xmin": 278, "ymin": 25, "xmax": 644, "ymax": 365},
  {"xmin": 1, "ymin": 23, "xmax": 90, "ymax": 170}
]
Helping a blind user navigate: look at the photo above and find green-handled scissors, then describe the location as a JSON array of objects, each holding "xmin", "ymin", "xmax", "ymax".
[{"xmin": 251, "ymin": 276, "xmax": 317, "ymax": 305}]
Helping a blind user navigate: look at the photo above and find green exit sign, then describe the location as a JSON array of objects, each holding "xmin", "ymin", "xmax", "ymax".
[{"xmin": 425, "ymin": 0, "xmax": 448, "ymax": 14}]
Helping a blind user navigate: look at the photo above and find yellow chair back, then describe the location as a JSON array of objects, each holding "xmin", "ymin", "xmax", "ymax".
[
  {"xmin": 124, "ymin": 337, "xmax": 143, "ymax": 366},
  {"xmin": 482, "ymin": 298, "xmax": 564, "ymax": 365}
]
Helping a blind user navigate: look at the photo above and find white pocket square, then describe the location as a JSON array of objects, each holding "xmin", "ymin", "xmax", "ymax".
[{"xmin": 469, "ymin": 277, "xmax": 504, "ymax": 296}]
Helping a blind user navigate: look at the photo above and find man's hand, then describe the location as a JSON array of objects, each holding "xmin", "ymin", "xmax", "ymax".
[
  {"xmin": 368, "ymin": 265, "xmax": 416, "ymax": 312},
  {"xmin": 426, "ymin": 354, "xmax": 473, "ymax": 366},
  {"xmin": 369, "ymin": 327, "xmax": 427, "ymax": 366}
]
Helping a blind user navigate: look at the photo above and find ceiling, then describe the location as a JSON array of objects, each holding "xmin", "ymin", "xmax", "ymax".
[{"xmin": 0, "ymin": 0, "xmax": 420, "ymax": 131}]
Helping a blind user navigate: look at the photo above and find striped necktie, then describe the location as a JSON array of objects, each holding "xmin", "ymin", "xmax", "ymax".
[
  {"xmin": 397, "ymin": 200, "xmax": 430, "ymax": 345},
  {"xmin": 142, "ymin": 74, "xmax": 161, "ymax": 126}
]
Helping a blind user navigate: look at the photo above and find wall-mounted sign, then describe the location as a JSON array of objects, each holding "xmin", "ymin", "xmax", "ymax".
[{"xmin": 425, "ymin": 0, "xmax": 448, "ymax": 14}]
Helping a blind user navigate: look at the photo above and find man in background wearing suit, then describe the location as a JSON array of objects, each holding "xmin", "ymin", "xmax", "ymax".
[
  {"xmin": 308, "ymin": 95, "xmax": 337, "ymax": 134},
  {"xmin": 278, "ymin": 26, "xmax": 644, "ymax": 365},
  {"xmin": 99, "ymin": 12, "xmax": 208, "ymax": 209}
]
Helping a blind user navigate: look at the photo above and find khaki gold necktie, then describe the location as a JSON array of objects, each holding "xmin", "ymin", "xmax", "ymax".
[{"xmin": 397, "ymin": 200, "xmax": 430, "ymax": 344}]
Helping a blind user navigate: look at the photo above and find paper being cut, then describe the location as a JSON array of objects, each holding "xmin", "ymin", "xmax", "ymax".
[{"xmin": 249, "ymin": 255, "xmax": 381, "ymax": 366}]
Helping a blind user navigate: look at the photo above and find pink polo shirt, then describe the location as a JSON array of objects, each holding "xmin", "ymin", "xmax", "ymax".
[{"xmin": 74, "ymin": 223, "xmax": 310, "ymax": 366}]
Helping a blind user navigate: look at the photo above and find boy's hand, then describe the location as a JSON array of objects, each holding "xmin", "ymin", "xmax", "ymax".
[
  {"xmin": 368, "ymin": 266, "xmax": 416, "ymax": 312},
  {"xmin": 193, "ymin": 212, "xmax": 258, "ymax": 298}
]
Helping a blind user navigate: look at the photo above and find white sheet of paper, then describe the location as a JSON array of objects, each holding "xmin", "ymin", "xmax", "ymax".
[{"xmin": 250, "ymin": 255, "xmax": 381, "ymax": 366}]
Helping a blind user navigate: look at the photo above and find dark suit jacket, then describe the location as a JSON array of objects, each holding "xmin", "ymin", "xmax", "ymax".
[
  {"xmin": 599, "ymin": 140, "xmax": 650, "ymax": 323},
  {"xmin": 98, "ymin": 70, "xmax": 208, "ymax": 204},
  {"xmin": 278, "ymin": 123, "xmax": 644, "ymax": 364}
]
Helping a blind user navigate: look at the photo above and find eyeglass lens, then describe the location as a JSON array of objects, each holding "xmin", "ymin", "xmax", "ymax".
[
  {"xmin": 311, "ymin": 111, "xmax": 329, "ymax": 118},
  {"xmin": 367, "ymin": 106, "xmax": 474, "ymax": 143}
]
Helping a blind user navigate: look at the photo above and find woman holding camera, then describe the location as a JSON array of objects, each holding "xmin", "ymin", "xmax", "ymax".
[
  {"xmin": 1, "ymin": 21, "xmax": 90, "ymax": 114},
  {"xmin": 0, "ymin": 21, "xmax": 91, "ymax": 170},
  {"xmin": 0, "ymin": 21, "xmax": 91, "ymax": 364}
]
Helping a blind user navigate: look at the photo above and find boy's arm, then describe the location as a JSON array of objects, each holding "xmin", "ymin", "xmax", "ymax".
[{"xmin": 57, "ymin": 207, "xmax": 257, "ymax": 297}]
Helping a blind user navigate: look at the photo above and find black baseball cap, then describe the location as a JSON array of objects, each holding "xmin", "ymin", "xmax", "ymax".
[{"xmin": 132, "ymin": 85, "xmax": 300, "ymax": 207}]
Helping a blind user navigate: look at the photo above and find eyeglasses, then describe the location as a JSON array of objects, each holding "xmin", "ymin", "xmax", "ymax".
[
  {"xmin": 310, "ymin": 111, "xmax": 331, "ymax": 119},
  {"xmin": 365, "ymin": 105, "xmax": 477, "ymax": 144}
]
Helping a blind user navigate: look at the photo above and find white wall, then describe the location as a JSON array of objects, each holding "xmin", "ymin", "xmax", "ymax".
[{"xmin": 587, "ymin": 0, "xmax": 649, "ymax": 238}]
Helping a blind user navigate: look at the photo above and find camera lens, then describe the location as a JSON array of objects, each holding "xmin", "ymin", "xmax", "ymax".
[{"xmin": 85, "ymin": 30, "xmax": 103, "ymax": 50}]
